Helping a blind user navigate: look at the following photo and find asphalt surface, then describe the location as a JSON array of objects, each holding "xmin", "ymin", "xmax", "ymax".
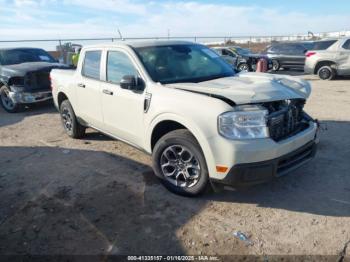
[{"xmin": 0, "ymin": 72, "xmax": 349, "ymax": 259}]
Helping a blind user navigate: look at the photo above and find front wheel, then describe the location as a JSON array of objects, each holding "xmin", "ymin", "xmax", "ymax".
[
  {"xmin": 59, "ymin": 100, "xmax": 86, "ymax": 138},
  {"xmin": 237, "ymin": 63, "xmax": 249, "ymax": 72},
  {"xmin": 272, "ymin": 60, "xmax": 280, "ymax": 71},
  {"xmin": 318, "ymin": 66, "xmax": 336, "ymax": 80},
  {"xmin": 152, "ymin": 129, "xmax": 209, "ymax": 196},
  {"xmin": 0, "ymin": 86, "xmax": 22, "ymax": 113}
]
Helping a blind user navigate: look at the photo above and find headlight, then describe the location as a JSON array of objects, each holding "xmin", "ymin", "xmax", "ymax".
[{"xmin": 218, "ymin": 105, "xmax": 269, "ymax": 139}]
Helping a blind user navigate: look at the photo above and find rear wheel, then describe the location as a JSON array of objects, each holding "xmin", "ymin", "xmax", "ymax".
[
  {"xmin": 318, "ymin": 66, "xmax": 336, "ymax": 80},
  {"xmin": 0, "ymin": 86, "xmax": 22, "ymax": 113},
  {"xmin": 59, "ymin": 99, "xmax": 86, "ymax": 138},
  {"xmin": 272, "ymin": 60, "xmax": 280, "ymax": 71},
  {"xmin": 152, "ymin": 129, "xmax": 209, "ymax": 196}
]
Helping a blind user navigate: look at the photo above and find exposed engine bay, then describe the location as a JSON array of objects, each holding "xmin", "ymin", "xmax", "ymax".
[{"xmin": 262, "ymin": 99, "xmax": 311, "ymax": 142}]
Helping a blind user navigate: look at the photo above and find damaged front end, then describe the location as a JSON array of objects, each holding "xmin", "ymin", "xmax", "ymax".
[
  {"xmin": 6, "ymin": 69, "xmax": 53, "ymax": 104},
  {"xmin": 262, "ymin": 99, "xmax": 314, "ymax": 142}
]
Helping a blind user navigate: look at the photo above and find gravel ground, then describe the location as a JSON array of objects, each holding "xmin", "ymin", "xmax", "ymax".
[{"xmin": 0, "ymin": 73, "xmax": 349, "ymax": 259}]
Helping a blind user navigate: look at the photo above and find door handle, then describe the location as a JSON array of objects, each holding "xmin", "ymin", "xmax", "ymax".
[
  {"xmin": 103, "ymin": 89, "xmax": 114, "ymax": 96},
  {"xmin": 78, "ymin": 83, "xmax": 85, "ymax": 88}
]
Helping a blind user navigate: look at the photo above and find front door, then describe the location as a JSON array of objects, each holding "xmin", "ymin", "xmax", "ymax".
[{"xmin": 100, "ymin": 50, "xmax": 145, "ymax": 147}]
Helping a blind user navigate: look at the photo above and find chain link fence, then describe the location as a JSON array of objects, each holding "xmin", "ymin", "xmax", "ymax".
[{"xmin": 1, "ymin": 30, "xmax": 349, "ymax": 59}]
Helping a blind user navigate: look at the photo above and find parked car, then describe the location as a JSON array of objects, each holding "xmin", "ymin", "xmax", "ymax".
[
  {"xmin": 264, "ymin": 42, "xmax": 309, "ymax": 71},
  {"xmin": 213, "ymin": 46, "xmax": 271, "ymax": 72},
  {"xmin": 0, "ymin": 48, "xmax": 69, "ymax": 112},
  {"xmin": 304, "ymin": 38, "xmax": 349, "ymax": 80},
  {"xmin": 51, "ymin": 41, "xmax": 319, "ymax": 196}
]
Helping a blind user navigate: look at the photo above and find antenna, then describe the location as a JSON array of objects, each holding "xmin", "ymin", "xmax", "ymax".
[{"xmin": 117, "ymin": 28, "xmax": 124, "ymax": 41}]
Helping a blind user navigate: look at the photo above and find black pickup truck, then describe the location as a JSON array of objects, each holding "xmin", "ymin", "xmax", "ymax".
[{"xmin": 0, "ymin": 48, "xmax": 68, "ymax": 113}]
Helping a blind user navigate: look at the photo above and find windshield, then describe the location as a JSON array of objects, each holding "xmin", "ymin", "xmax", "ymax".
[
  {"xmin": 0, "ymin": 48, "xmax": 57, "ymax": 65},
  {"xmin": 133, "ymin": 44, "xmax": 235, "ymax": 84}
]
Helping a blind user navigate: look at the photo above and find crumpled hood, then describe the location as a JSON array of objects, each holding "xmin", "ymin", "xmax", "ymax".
[
  {"xmin": 166, "ymin": 72, "xmax": 311, "ymax": 105},
  {"xmin": 0, "ymin": 62, "xmax": 69, "ymax": 78}
]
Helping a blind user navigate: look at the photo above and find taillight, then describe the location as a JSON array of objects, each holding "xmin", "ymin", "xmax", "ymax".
[{"xmin": 306, "ymin": 51, "xmax": 316, "ymax": 58}]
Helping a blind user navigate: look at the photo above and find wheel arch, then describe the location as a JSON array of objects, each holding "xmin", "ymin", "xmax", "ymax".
[
  {"xmin": 314, "ymin": 60, "xmax": 337, "ymax": 74},
  {"xmin": 57, "ymin": 91, "xmax": 69, "ymax": 108},
  {"xmin": 146, "ymin": 114, "xmax": 216, "ymax": 176}
]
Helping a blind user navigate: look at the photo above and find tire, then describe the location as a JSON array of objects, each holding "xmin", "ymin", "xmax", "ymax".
[
  {"xmin": 0, "ymin": 86, "xmax": 22, "ymax": 113},
  {"xmin": 237, "ymin": 63, "xmax": 249, "ymax": 72},
  {"xmin": 318, "ymin": 65, "xmax": 336, "ymax": 80},
  {"xmin": 272, "ymin": 60, "xmax": 280, "ymax": 71},
  {"xmin": 152, "ymin": 129, "xmax": 209, "ymax": 197},
  {"xmin": 59, "ymin": 99, "xmax": 86, "ymax": 138}
]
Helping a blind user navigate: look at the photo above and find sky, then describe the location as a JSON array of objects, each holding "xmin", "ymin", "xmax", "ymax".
[{"xmin": 0, "ymin": 0, "xmax": 349, "ymax": 49}]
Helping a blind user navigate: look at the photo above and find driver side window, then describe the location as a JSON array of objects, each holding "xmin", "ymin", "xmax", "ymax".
[
  {"xmin": 222, "ymin": 49, "xmax": 236, "ymax": 57},
  {"xmin": 107, "ymin": 51, "xmax": 138, "ymax": 84}
]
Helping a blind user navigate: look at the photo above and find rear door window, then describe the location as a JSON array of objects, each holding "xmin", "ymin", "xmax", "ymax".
[
  {"xmin": 82, "ymin": 51, "xmax": 102, "ymax": 80},
  {"xmin": 312, "ymin": 40, "xmax": 337, "ymax": 50}
]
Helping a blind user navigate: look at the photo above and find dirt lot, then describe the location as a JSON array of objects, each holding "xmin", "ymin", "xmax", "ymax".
[{"xmin": 0, "ymin": 73, "xmax": 349, "ymax": 259}]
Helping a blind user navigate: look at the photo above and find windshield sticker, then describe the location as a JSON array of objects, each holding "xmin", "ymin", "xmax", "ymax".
[
  {"xmin": 201, "ymin": 48, "xmax": 220, "ymax": 58},
  {"xmin": 39, "ymin": 55, "xmax": 51, "ymax": 61}
]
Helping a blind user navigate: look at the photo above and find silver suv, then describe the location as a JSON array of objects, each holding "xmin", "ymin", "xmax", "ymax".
[{"xmin": 304, "ymin": 38, "xmax": 350, "ymax": 80}]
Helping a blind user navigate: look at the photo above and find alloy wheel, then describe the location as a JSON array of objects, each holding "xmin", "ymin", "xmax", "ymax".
[
  {"xmin": 319, "ymin": 68, "xmax": 331, "ymax": 80},
  {"xmin": 61, "ymin": 107, "xmax": 73, "ymax": 131},
  {"xmin": 238, "ymin": 64, "xmax": 249, "ymax": 72},
  {"xmin": 160, "ymin": 145, "xmax": 201, "ymax": 188},
  {"xmin": 0, "ymin": 88, "xmax": 15, "ymax": 110},
  {"xmin": 272, "ymin": 60, "xmax": 280, "ymax": 71}
]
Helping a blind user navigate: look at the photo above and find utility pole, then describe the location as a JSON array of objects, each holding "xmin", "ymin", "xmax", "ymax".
[{"xmin": 167, "ymin": 29, "xmax": 170, "ymax": 40}]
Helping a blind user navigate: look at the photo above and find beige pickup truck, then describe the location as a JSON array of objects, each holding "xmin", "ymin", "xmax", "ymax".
[
  {"xmin": 305, "ymin": 37, "xmax": 350, "ymax": 80},
  {"xmin": 51, "ymin": 40, "xmax": 319, "ymax": 196}
]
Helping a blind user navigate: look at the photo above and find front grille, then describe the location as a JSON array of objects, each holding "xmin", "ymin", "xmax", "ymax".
[
  {"xmin": 25, "ymin": 71, "xmax": 51, "ymax": 91},
  {"xmin": 266, "ymin": 100, "xmax": 309, "ymax": 142}
]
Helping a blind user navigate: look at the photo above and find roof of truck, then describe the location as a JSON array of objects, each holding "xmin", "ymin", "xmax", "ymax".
[{"xmin": 83, "ymin": 40, "xmax": 199, "ymax": 49}]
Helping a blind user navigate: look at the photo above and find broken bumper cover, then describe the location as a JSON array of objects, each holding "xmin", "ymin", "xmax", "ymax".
[
  {"xmin": 9, "ymin": 90, "xmax": 52, "ymax": 104},
  {"xmin": 211, "ymin": 140, "xmax": 318, "ymax": 187}
]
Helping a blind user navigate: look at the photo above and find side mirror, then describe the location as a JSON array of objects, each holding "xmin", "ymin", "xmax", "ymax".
[{"xmin": 120, "ymin": 75, "xmax": 145, "ymax": 91}]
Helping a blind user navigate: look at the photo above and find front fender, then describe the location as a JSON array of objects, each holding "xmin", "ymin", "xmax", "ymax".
[{"xmin": 146, "ymin": 113, "xmax": 217, "ymax": 177}]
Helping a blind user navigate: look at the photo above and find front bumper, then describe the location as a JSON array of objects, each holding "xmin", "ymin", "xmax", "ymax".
[
  {"xmin": 211, "ymin": 140, "xmax": 317, "ymax": 187},
  {"xmin": 9, "ymin": 90, "xmax": 52, "ymax": 104}
]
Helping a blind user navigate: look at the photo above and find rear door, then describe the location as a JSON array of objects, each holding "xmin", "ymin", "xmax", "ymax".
[
  {"xmin": 76, "ymin": 50, "xmax": 104, "ymax": 127},
  {"xmin": 337, "ymin": 39, "xmax": 350, "ymax": 75},
  {"xmin": 100, "ymin": 49, "xmax": 146, "ymax": 147}
]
